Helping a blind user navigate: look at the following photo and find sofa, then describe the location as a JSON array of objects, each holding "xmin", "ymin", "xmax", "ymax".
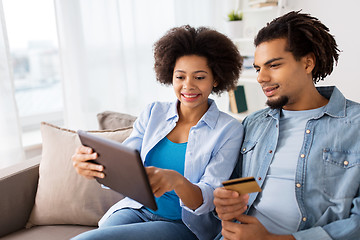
[{"xmin": 0, "ymin": 112, "xmax": 137, "ymax": 239}]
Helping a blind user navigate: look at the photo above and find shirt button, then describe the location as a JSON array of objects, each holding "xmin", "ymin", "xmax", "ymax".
[
  {"xmin": 306, "ymin": 129, "xmax": 310, "ymax": 134},
  {"xmin": 242, "ymin": 148, "xmax": 246, "ymax": 152},
  {"xmin": 300, "ymin": 154, "xmax": 305, "ymax": 158},
  {"xmin": 302, "ymin": 217, "xmax": 307, "ymax": 222},
  {"xmin": 269, "ymin": 150, "xmax": 273, "ymax": 154},
  {"xmin": 296, "ymin": 183, "xmax": 301, "ymax": 188},
  {"xmin": 344, "ymin": 160, "xmax": 349, "ymax": 166},
  {"xmin": 258, "ymin": 177, "xmax": 262, "ymax": 181}
]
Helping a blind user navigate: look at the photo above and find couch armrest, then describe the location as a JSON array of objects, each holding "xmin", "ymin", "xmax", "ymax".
[{"xmin": 0, "ymin": 156, "xmax": 40, "ymax": 237}]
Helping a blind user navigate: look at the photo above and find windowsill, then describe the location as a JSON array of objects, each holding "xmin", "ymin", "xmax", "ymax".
[
  {"xmin": 22, "ymin": 129, "xmax": 42, "ymax": 159},
  {"xmin": 20, "ymin": 112, "xmax": 64, "ymax": 159},
  {"xmin": 22, "ymin": 129, "xmax": 42, "ymax": 147}
]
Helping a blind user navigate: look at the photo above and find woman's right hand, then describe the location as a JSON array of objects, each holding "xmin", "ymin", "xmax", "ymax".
[{"xmin": 71, "ymin": 145, "xmax": 105, "ymax": 180}]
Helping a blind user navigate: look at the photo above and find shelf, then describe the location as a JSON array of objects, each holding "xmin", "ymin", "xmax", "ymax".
[
  {"xmin": 232, "ymin": 37, "xmax": 253, "ymax": 43},
  {"xmin": 234, "ymin": 40, "xmax": 255, "ymax": 57},
  {"xmin": 223, "ymin": 0, "xmax": 285, "ymax": 119},
  {"xmin": 240, "ymin": 70, "xmax": 257, "ymax": 81},
  {"xmin": 243, "ymin": 5, "xmax": 278, "ymax": 13}
]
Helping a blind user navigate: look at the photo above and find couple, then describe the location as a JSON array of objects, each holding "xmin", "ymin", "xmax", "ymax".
[{"xmin": 72, "ymin": 11, "xmax": 360, "ymax": 240}]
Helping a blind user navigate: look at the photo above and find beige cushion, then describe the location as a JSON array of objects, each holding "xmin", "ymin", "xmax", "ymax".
[
  {"xmin": 27, "ymin": 122, "xmax": 133, "ymax": 227},
  {"xmin": 97, "ymin": 111, "xmax": 137, "ymax": 130}
]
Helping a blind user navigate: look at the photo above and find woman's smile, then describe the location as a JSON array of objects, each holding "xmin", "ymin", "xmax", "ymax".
[{"xmin": 181, "ymin": 93, "xmax": 201, "ymax": 101}]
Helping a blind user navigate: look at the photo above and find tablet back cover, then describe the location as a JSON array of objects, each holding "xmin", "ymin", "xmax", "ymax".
[{"xmin": 77, "ymin": 130, "xmax": 157, "ymax": 210}]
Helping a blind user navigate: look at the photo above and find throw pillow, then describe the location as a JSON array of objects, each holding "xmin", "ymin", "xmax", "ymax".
[
  {"xmin": 27, "ymin": 122, "xmax": 133, "ymax": 227},
  {"xmin": 97, "ymin": 111, "xmax": 137, "ymax": 130}
]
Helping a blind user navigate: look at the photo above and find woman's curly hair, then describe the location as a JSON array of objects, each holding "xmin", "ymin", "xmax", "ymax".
[
  {"xmin": 254, "ymin": 11, "xmax": 340, "ymax": 83},
  {"xmin": 153, "ymin": 25, "xmax": 243, "ymax": 94}
]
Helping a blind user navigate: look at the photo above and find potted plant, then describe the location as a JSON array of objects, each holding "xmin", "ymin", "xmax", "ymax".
[
  {"xmin": 228, "ymin": 10, "xmax": 243, "ymax": 21},
  {"xmin": 225, "ymin": 10, "xmax": 244, "ymax": 39}
]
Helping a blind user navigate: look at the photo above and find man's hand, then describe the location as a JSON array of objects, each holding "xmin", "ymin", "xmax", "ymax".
[
  {"xmin": 222, "ymin": 215, "xmax": 295, "ymax": 240},
  {"xmin": 213, "ymin": 187, "xmax": 249, "ymax": 221}
]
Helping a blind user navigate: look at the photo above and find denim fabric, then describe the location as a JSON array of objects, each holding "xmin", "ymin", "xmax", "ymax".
[
  {"xmin": 99, "ymin": 99, "xmax": 243, "ymax": 240},
  {"xmin": 236, "ymin": 86, "xmax": 360, "ymax": 240},
  {"xmin": 71, "ymin": 208, "xmax": 198, "ymax": 240}
]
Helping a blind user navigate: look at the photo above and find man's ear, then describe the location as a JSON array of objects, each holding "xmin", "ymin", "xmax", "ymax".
[{"xmin": 304, "ymin": 53, "xmax": 316, "ymax": 74}]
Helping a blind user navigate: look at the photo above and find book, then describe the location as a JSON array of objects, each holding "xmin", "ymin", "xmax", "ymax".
[{"xmin": 229, "ymin": 85, "xmax": 248, "ymax": 113}]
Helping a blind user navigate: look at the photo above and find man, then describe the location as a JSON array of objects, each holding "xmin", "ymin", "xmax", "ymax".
[{"xmin": 214, "ymin": 11, "xmax": 360, "ymax": 240}]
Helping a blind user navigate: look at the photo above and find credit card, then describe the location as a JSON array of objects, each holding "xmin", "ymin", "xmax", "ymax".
[{"xmin": 222, "ymin": 176, "xmax": 261, "ymax": 194}]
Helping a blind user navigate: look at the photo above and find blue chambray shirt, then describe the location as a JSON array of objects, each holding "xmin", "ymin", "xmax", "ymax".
[
  {"xmin": 237, "ymin": 86, "xmax": 360, "ymax": 240},
  {"xmin": 99, "ymin": 99, "xmax": 243, "ymax": 240}
]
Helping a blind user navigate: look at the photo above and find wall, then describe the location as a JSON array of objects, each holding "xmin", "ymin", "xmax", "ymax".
[{"xmin": 288, "ymin": 0, "xmax": 360, "ymax": 102}]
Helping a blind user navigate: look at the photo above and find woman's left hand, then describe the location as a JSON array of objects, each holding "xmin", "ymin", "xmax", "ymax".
[{"xmin": 145, "ymin": 166, "xmax": 184, "ymax": 197}]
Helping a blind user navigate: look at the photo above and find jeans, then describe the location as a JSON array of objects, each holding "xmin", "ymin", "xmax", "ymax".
[{"xmin": 71, "ymin": 208, "xmax": 198, "ymax": 240}]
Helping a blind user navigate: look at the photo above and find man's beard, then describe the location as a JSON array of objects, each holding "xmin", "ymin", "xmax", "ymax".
[{"xmin": 266, "ymin": 96, "xmax": 289, "ymax": 109}]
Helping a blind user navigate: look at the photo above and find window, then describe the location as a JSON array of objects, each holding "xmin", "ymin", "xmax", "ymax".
[{"xmin": 3, "ymin": 0, "xmax": 63, "ymax": 143}]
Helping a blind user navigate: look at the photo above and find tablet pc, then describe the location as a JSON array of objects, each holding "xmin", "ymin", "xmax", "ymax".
[{"xmin": 77, "ymin": 130, "xmax": 157, "ymax": 211}]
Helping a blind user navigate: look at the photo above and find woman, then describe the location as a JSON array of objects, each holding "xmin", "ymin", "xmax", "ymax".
[{"xmin": 72, "ymin": 25, "xmax": 243, "ymax": 240}]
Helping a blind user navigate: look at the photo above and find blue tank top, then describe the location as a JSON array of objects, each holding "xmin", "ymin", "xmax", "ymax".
[{"xmin": 145, "ymin": 137, "xmax": 187, "ymax": 220}]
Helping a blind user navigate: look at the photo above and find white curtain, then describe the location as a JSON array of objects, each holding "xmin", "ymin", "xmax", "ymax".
[
  {"xmin": 0, "ymin": 0, "xmax": 25, "ymax": 169},
  {"xmin": 54, "ymin": 0, "xmax": 231, "ymax": 130}
]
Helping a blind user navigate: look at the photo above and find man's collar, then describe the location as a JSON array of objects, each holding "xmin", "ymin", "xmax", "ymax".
[{"xmin": 317, "ymin": 86, "xmax": 346, "ymax": 118}]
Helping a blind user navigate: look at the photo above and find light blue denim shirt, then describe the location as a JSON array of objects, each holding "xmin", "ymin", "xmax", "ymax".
[
  {"xmin": 237, "ymin": 86, "xmax": 360, "ymax": 240},
  {"xmin": 99, "ymin": 99, "xmax": 243, "ymax": 240}
]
